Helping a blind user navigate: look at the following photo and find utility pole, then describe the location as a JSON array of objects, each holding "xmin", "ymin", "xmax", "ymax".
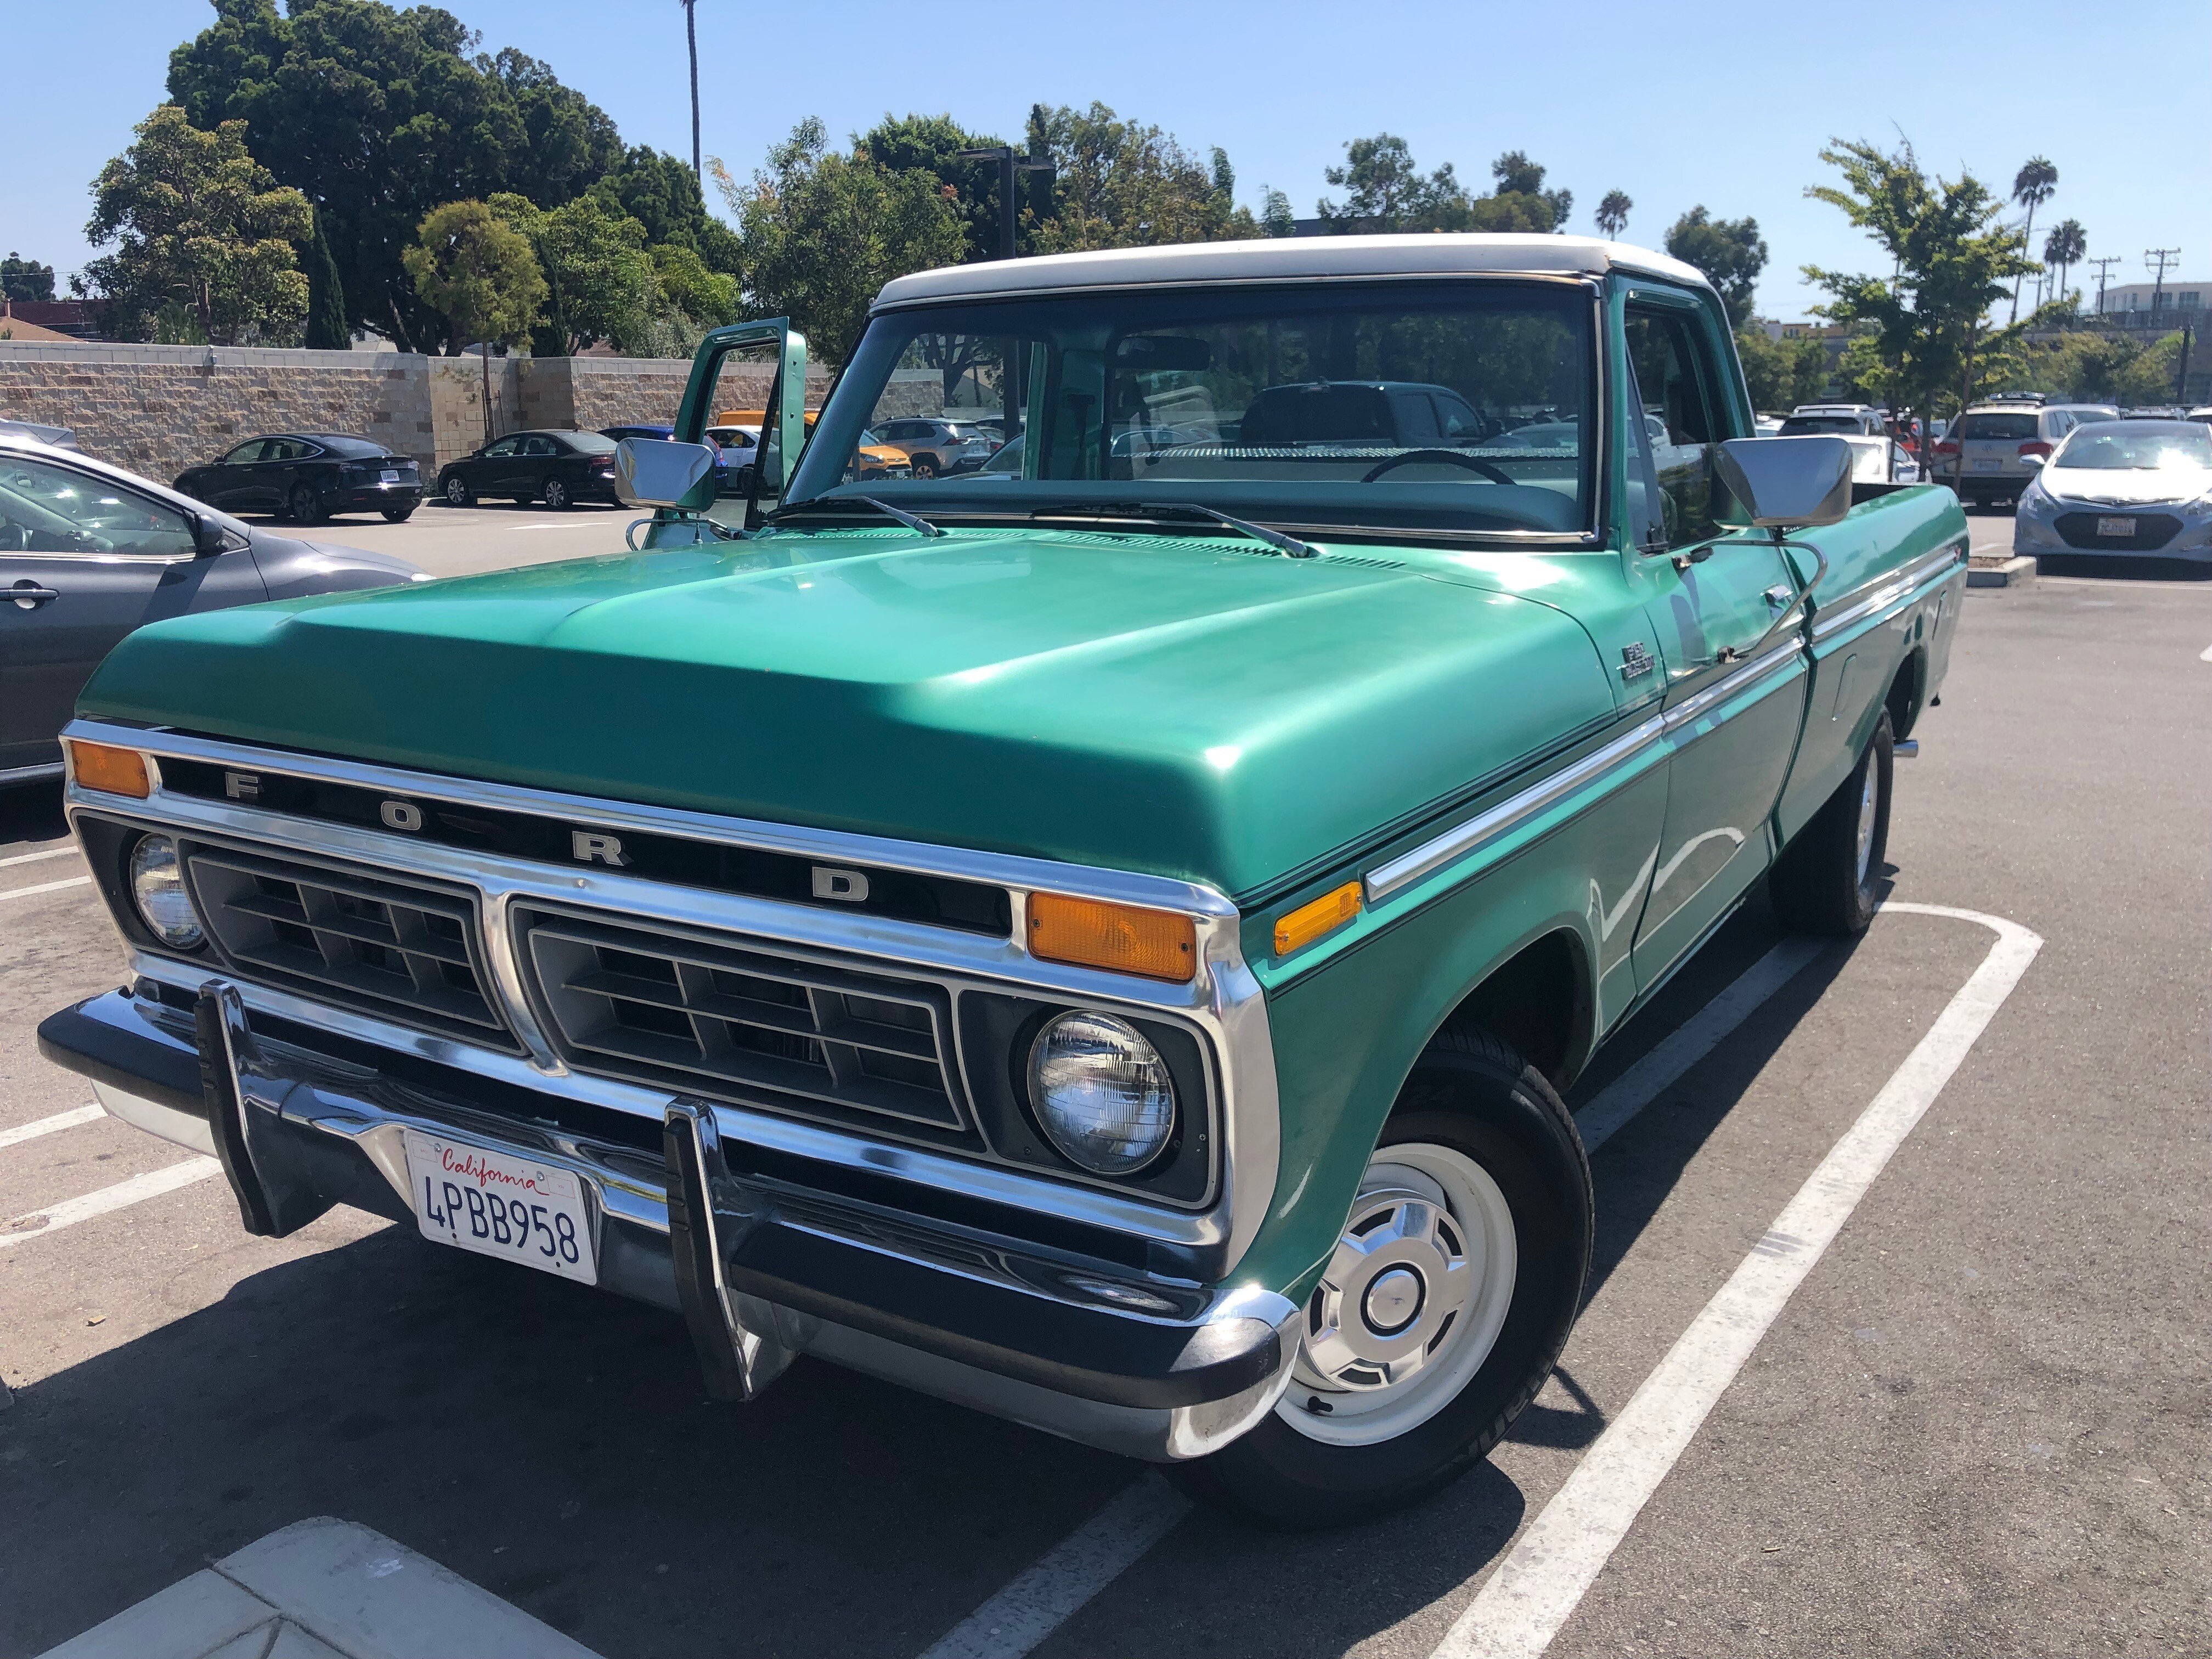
[
  {"xmin": 2179, "ymin": 324, "xmax": 2195, "ymax": 404},
  {"xmin": 2146, "ymin": 247, "xmax": 2180, "ymax": 319},
  {"xmin": 681, "ymin": 0, "xmax": 702, "ymax": 177},
  {"xmin": 2087, "ymin": 256, "xmax": 2122, "ymax": 317}
]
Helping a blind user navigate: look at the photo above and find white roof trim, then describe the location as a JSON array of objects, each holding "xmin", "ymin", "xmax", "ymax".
[{"xmin": 874, "ymin": 234, "xmax": 1713, "ymax": 308}]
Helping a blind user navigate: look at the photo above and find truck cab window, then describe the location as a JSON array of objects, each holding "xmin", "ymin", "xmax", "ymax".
[{"xmin": 1624, "ymin": 307, "xmax": 1729, "ymax": 549}]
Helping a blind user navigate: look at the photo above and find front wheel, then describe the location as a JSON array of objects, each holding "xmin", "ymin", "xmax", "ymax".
[
  {"xmin": 543, "ymin": 477, "xmax": 572, "ymax": 510},
  {"xmin": 1771, "ymin": 709, "xmax": 1894, "ymax": 935},
  {"xmin": 442, "ymin": 475, "xmax": 472, "ymax": 507},
  {"xmin": 910, "ymin": 453, "xmax": 940, "ymax": 479},
  {"xmin": 1170, "ymin": 1030, "xmax": 1592, "ymax": 1530},
  {"xmin": 286, "ymin": 483, "xmax": 324, "ymax": 525}
]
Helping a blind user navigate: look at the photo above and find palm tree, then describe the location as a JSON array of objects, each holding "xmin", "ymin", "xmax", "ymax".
[
  {"xmin": 2043, "ymin": 219, "xmax": 2086, "ymax": 313},
  {"xmin": 681, "ymin": 1, "xmax": 704, "ymax": 176},
  {"xmin": 1595, "ymin": 190, "xmax": 1632, "ymax": 240},
  {"xmin": 2007, "ymin": 157, "xmax": 2057, "ymax": 324}
]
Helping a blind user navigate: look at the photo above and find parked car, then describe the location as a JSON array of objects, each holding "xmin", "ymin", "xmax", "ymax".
[
  {"xmin": 864, "ymin": 416, "xmax": 1000, "ymax": 477},
  {"xmin": 1781, "ymin": 404, "xmax": 1886, "ymax": 437},
  {"xmin": 0, "ymin": 432, "xmax": 419, "ymax": 786},
  {"xmin": 436, "ymin": 430, "xmax": 621, "ymax": 509},
  {"xmin": 2012, "ymin": 417, "xmax": 2212, "ymax": 571},
  {"xmin": 1931, "ymin": 401, "xmax": 2118, "ymax": 509},
  {"xmin": 2121, "ymin": 407, "xmax": 2186, "ymax": 421},
  {"xmin": 174, "ymin": 433, "xmax": 422, "ymax": 525},
  {"xmin": 702, "ymin": 425, "xmax": 761, "ymax": 495},
  {"xmin": 0, "ymin": 417, "xmax": 80, "ymax": 451},
  {"xmin": 43, "ymin": 234, "xmax": 1965, "ymax": 1530},
  {"xmin": 1842, "ymin": 435, "xmax": 1921, "ymax": 484},
  {"xmin": 717, "ymin": 408, "xmax": 912, "ymax": 488},
  {"xmin": 600, "ymin": 424, "xmax": 676, "ymax": 444},
  {"xmin": 2186, "ymin": 407, "xmax": 2212, "ymax": 426}
]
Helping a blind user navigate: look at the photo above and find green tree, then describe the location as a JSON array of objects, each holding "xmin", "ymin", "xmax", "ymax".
[
  {"xmin": 403, "ymin": 199, "xmax": 545, "ymax": 442},
  {"xmin": 2006, "ymin": 156, "xmax": 2057, "ymax": 324},
  {"xmin": 1260, "ymin": 186, "xmax": 1296, "ymax": 238},
  {"xmin": 1594, "ymin": 190, "xmax": 1632, "ymax": 240},
  {"xmin": 1492, "ymin": 151, "xmax": 1570, "ymax": 228},
  {"xmin": 856, "ymin": 112, "xmax": 1011, "ymax": 260},
  {"xmin": 1735, "ymin": 326, "xmax": 1832, "ymax": 411},
  {"xmin": 652, "ymin": 241, "xmax": 739, "ymax": 330},
  {"xmin": 592, "ymin": 143, "xmax": 742, "ymax": 271},
  {"xmin": 2, "ymin": 253, "xmax": 56, "ymax": 302},
  {"xmin": 303, "ymin": 207, "xmax": 349, "ymax": 349},
  {"xmin": 1802, "ymin": 138, "xmax": 2037, "ymax": 431},
  {"xmin": 494, "ymin": 193, "xmax": 673, "ymax": 356},
  {"xmin": 1664, "ymin": 206, "xmax": 1768, "ymax": 329},
  {"xmin": 1316, "ymin": 134, "xmax": 1468, "ymax": 232},
  {"xmin": 168, "ymin": 1, "xmax": 624, "ymax": 351},
  {"xmin": 2042, "ymin": 218, "xmax": 2086, "ymax": 312},
  {"xmin": 715, "ymin": 117, "xmax": 966, "ymax": 366},
  {"xmin": 1025, "ymin": 103, "xmax": 1259, "ymax": 252},
  {"xmin": 81, "ymin": 104, "xmax": 312, "ymax": 345}
]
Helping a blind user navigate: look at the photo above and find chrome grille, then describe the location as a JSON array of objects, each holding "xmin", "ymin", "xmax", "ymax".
[
  {"xmin": 183, "ymin": 844, "xmax": 512, "ymax": 1045},
  {"xmin": 518, "ymin": 907, "xmax": 967, "ymax": 1135}
]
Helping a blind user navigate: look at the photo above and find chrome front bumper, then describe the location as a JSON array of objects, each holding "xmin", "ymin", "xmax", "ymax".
[{"xmin": 40, "ymin": 980, "xmax": 1300, "ymax": 1463}]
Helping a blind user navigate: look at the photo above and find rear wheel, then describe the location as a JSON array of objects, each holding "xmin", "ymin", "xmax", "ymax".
[
  {"xmin": 381, "ymin": 505, "xmax": 416, "ymax": 523},
  {"xmin": 1170, "ymin": 1030, "xmax": 1592, "ymax": 1530},
  {"xmin": 1771, "ymin": 709, "xmax": 1893, "ymax": 935},
  {"xmin": 442, "ymin": 475, "xmax": 472, "ymax": 507},
  {"xmin": 543, "ymin": 477, "xmax": 572, "ymax": 510},
  {"xmin": 286, "ymin": 483, "xmax": 324, "ymax": 525}
]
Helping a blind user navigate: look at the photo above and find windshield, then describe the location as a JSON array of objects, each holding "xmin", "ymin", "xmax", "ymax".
[
  {"xmin": 1780, "ymin": 415, "xmax": 1863, "ymax": 435},
  {"xmin": 314, "ymin": 435, "xmax": 394, "ymax": 459},
  {"xmin": 2052, "ymin": 424, "xmax": 2212, "ymax": 470},
  {"xmin": 561, "ymin": 431, "xmax": 619, "ymax": 454},
  {"xmin": 1955, "ymin": 413, "xmax": 2038, "ymax": 441},
  {"xmin": 787, "ymin": 280, "xmax": 1596, "ymax": 537}
]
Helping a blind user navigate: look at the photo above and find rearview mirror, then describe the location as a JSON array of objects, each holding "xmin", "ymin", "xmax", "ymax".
[
  {"xmin": 1713, "ymin": 436, "xmax": 1854, "ymax": 530},
  {"xmin": 185, "ymin": 510, "xmax": 229, "ymax": 557},
  {"xmin": 614, "ymin": 437, "xmax": 719, "ymax": 511}
]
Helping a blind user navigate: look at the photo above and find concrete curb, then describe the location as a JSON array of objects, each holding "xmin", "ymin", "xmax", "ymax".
[
  {"xmin": 37, "ymin": 1519, "xmax": 605, "ymax": 1659},
  {"xmin": 1967, "ymin": 555, "xmax": 2036, "ymax": 590}
]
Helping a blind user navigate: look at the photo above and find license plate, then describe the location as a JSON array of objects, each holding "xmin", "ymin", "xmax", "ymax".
[
  {"xmin": 1971, "ymin": 459, "xmax": 2003, "ymax": 472},
  {"xmin": 380, "ymin": 469, "xmax": 399, "ymax": 482},
  {"xmin": 402, "ymin": 1128, "xmax": 596, "ymax": 1284},
  {"xmin": 2096, "ymin": 516, "xmax": 2135, "ymax": 538}
]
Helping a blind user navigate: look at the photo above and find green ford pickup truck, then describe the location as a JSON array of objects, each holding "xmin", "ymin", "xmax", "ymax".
[{"xmin": 40, "ymin": 235, "xmax": 1966, "ymax": 1528}]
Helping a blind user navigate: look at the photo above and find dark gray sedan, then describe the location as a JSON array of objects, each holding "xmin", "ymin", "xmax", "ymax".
[{"xmin": 0, "ymin": 434, "xmax": 422, "ymax": 786}]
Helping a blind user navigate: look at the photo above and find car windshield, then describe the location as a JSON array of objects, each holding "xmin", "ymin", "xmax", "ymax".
[
  {"xmin": 1955, "ymin": 413, "xmax": 2039, "ymax": 441},
  {"xmin": 561, "ymin": 431, "xmax": 619, "ymax": 454},
  {"xmin": 1780, "ymin": 415, "xmax": 1862, "ymax": 435},
  {"xmin": 787, "ymin": 280, "xmax": 1596, "ymax": 537},
  {"xmin": 2052, "ymin": 424, "xmax": 2212, "ymax": 470},
  {"xmin": 314, "ymin": 436, "xmax": 392, "ymax": 458}
]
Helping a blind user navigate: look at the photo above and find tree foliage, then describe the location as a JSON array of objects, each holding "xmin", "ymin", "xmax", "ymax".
[
  {"xmin": 81, "ymin": 104, "xmax": 312, "ymax": 345},
  {"xmin": 1802, "ymin": 138, "xmax": 2036, "ymax": 423},
  {"xmin": 1594, "ymin": 190, "xmax": 1632, "ymax": 240},
  {"xmin": 1315, "ymin": 136, "xmax": 1566, "ymax": 234},
  {"xmin": 1023, "ymin": 102, "xmax": 1259, "ymax": 252},
  {"xmin": 856, "ymin": 113, "xmax": 1019, "ymax": 259},
  {"xmin": 401, "ymin": 198, "xmax": 545, "ymax": 354},
  {"xmin": 3, "ymin": 253, "xmax": 56, "ymax": 303},
  {"xmin": 1664, "ymin": 206, "xmax": 1768, "ymax": 329},
  {"xmin": 1734, "ymin": 326, "xmax": 1831, "ymax": 412},
  {"xmin": 167, "ymin": 0, "xmax": 627, "ymax": 350},
  {"xmin": 2002, "ymin": 326, "xmax": 2188, "ymax": 405},
  {"xmin": 2041, "ymin": 218, "xmax": 2086, "ymax": 311},
  {"xmin": 303, "ymin": 207, "xmax": 349, "ymax": 348},
  {"xmin": 715, "ymin": 118, "xmax": 966, "ymax": 366}
]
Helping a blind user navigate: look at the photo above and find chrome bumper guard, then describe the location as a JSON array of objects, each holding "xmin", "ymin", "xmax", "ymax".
[{"xmin": 40, "ymin": 981, "xmax": 1300, "ymax": 1462}]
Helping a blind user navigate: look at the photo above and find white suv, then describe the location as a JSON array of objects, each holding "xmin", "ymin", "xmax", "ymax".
[{"xmin": 1936, "ymin": 400, "xmax": 2119, "ymax": 509}]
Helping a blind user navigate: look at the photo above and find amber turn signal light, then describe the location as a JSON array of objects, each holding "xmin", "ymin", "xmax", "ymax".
[
  {"xmin": 1274, "ymin": 880, "xmax": 1362, "ymax": 957},
  {"xmin": 1028, "ymin": 893, "xmax": 1197, "ymax": 983},
  {"xmin": 67, "ymin": 740, "xmax": 150, "ymax": 799}
]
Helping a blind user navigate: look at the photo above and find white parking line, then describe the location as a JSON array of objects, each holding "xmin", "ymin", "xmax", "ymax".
[
  {"xmin": 0, "ymin": 1103, "xmax": 104, "ymax": 1150},
  {"xmin": 1430, "ymin": 903, "xmax": 2040, "ymax": 1658},
  {"xmin": 0, "ymin": 875, "xmax": 93, "ymax": 901},
  {"xmin": 0, "ymin": 846, "xmax": 81, "ymax": 868},
  {"xmin": 916, "ymin": 1475, "xmax": 1192, "ymax": 1659},
  {"xmin": 2199, "ymin": 643, "xmax": 2212, "ymax": 662},
  {"xmin": 0, "ymin": 1158, "xmax": 222, "ymax": 1253}
]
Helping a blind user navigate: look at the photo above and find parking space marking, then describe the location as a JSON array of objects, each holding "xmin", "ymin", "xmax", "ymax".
[
  {"xmin": 1431, "ymin": 903, "xmax": 2040, "ymax": 1659},
  {"xmin": 0, "ymin": 1158, "xmax": 222, "ymax": 1253},
  {"xmin": 0, "ymin": 847, "xmax": 81, "ymax": 868},
  {"xmin": 2199, "ymin": 643, "xmax": 2212, "ymax": 662},
  {"xmin": 915, "ymin": 1474, "xmax": 1190, "ymax": 1659},
  {"xmin": 0, "ymin": 876, "xmax": 93, "ymax": 902},
  {"xmin": 0, "ymin": 1104, "xmax": 103, "ymax": 1150},
  {"xmin": 1575, "ymin": 939, "xmax": 1826, "ymax": 1154}
]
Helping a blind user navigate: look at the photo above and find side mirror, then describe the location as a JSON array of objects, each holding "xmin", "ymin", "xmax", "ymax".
[
  {"xmin": 613, "ymin": 437, "xmax": 719, "ymax": 511},
  {"xmin": 1713, "ymin": 436, "xmax": 1854, "ymax": 530},
  {"xmin": 2020, "ymin": 452, "xmax": 2045, "ymax": 470},
  {"xmin": 185, "ymin": 510, "xmax": 229, "ymax": 557}
]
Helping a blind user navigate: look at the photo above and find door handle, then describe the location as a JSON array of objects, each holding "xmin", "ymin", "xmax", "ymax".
[
  {"xmin": 1763, "ymin": 584, "xmax": 1793, "ymax": 610},
  {"xmin": 8, "ymin": 583, "xmax": 59, "ymax": 610}
]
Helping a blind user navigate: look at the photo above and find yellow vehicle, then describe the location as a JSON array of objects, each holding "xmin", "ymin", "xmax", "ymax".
[{"xmin": 717, "ymin": 408, "xmax": 911, "ymax": 481}]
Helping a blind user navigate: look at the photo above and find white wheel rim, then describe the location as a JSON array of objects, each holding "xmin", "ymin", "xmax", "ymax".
[
  {"xmin": 1276, "ymin": 1141, "xmax": 1517, "ymax": 1447},
  {"xmin": 1854, "ymin": 755, "xmax": 1881, "ymax": 887}
]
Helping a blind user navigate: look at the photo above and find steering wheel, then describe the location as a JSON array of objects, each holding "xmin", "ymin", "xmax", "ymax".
[{"xmin": 1362, "ymin": 449, "xmax": 1516, "ymax": 486}]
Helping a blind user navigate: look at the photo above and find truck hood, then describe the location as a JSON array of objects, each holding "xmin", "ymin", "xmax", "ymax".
[{"xmin": 80, "ymin": 529, "xmax": 1617, "ymax": 900}]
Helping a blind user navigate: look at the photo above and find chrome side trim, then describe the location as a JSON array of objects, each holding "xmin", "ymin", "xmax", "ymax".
[
  {"xmin": 0, "ymin": 761, "xmax": 65, "ymax": 786},
  {"xmin": 1364, "ymin": 713, "xmax": 1667, "ymax": 904},
  {"xmin": 1660, "ymin": 636, "xmax": 1805, "ymax": 733},
  {"xmin": 1810, "ymin": 540, "xmax": 1968, "ymax": 643}
]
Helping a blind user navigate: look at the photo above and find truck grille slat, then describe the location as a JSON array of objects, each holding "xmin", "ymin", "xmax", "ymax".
[
  {"xmin": 520, "ymin": 909, "xmax": 969, "ymax": 1135},
  {"xmin": 182, "ymin": 846, "xmax": 513, "ymax": 1046}
]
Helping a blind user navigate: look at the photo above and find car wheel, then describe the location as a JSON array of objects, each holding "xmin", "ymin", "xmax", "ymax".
[
  {"xmin": 544, "ymin": 477, "xmax": 572, "ymax": 510},
  {"xmin": 910, "ymin": 453, "xmax": 940, "ymax": 479},
  {"xmin": 1771, "ymin": 709, "xmax": 1894, "ymax": 936},
  {"xmin": 1169, "ymin": 1029, "xmax": 1592, "ymax": 1530},
  {"xmin": 381, "ymin": 505, "xmax": 416, "ymax": 523},
  {"xmin": 286, "ymin": 483, "xmax": 325, "ymax": 526},
  {"xmin": 442, "ymin": 475, "xmax": 473, "ymax": 507},
  {"xmin": 736, "ymin": 465, "xmax": 757, "ymax": 496}
]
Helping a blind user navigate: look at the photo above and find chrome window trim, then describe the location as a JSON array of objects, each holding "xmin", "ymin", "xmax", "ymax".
[
  {"xmin": 868, "ymin": 268, "xmax": 1607, "ymax": 315},
  {"xmin": 65, "ymin": 720, "xmax": 1279, "ymax": 1269}
]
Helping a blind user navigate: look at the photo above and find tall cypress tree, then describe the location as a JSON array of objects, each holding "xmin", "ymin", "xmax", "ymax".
[{"xmin": 303, "ymin": 209, "xmax": 349, "ymax": 349}]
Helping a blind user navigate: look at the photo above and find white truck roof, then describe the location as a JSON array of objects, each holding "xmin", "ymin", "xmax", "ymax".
[{"xmin": 874, "ymin": 234, "xmax": 1714, "ymax": 309}]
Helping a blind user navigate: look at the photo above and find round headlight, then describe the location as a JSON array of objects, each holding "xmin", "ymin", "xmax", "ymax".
[
  {"xmin": 1026, "ymin": 1011, "xmax": 1176, "ymax": 1176},
  {"xmin": 128, "ymin": 834, "xmax": 204, "ymax": 949}
]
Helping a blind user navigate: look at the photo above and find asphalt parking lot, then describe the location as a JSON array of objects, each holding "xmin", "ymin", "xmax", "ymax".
[{"xmin": 2, "ymin": 526, "xmax": 2206, "ymax": 1657}]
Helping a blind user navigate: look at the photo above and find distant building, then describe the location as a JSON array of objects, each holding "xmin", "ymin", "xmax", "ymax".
[
  {"xmin": 1, "ymin": 298, "xmax": 106, "ymax": 340},
  {"xmin": 2092, "ymin": 278, "xmax": 2205, "ymax": 330}
]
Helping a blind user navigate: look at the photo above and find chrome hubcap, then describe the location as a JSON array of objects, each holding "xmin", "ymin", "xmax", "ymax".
[
  {"xmin": 1854, "ymin": 757, "xmax": 1881, "ymax": 887},
  {"xmin": 1280, "ymin": 1144, "xmax": 1519, "ymax": 1447}
]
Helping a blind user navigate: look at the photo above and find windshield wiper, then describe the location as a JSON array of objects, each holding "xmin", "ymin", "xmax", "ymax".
[
  {"xmin": 770, "ymin": 495, "xmax": 944, "ymax": 538},
  {"xmin": 1026, "ymin": 500, "xmax": 1316, "ymax": 558}
]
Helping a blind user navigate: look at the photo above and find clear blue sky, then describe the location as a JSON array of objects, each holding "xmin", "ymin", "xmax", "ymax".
[{"xmin": 8, "ymin": 0, "xmax": 2207, "ymax": 317}]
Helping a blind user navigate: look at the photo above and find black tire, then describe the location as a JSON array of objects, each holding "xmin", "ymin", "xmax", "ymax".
[
  {"xmin": 381, "ymin": 505, "xmax": 416, "ymax": 523},
  {"xmin": 1169, "ymin": 1029, "xmax": 1593, "ymax": 1530},
  {"xmin": 910, "ymin": 453, "xmax": 940, "ymax": 479},
  {"xmin": 1771, "ymin": 709, "xmax": 1894, "ymax": 935},
  {"xmin": 544, "ymin": 477, "xmax": 572, "ymax": 510},
  {"xmin": 286, "ymin": 483, "xmax": 325, "ymax": 526},
  {"xmin": 442, "ymin": 475, "xmax": 472, "ymax": 507}
]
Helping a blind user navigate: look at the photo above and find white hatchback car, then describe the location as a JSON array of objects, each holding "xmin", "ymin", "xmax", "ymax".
[{"xmin": 2013, "ymin": 419, "xmax": 2212, "ymax": 568}]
